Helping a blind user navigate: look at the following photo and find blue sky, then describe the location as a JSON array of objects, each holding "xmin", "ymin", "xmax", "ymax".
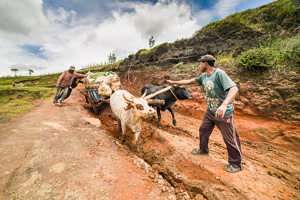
[{"xmin": 0, "ymin": 0, "xmax": 275, "ymax": 76}]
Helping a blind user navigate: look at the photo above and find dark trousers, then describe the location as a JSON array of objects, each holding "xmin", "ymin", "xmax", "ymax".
[{"xmin": 199, "ymin": 109, "xmax": 242, "ymax": 166}]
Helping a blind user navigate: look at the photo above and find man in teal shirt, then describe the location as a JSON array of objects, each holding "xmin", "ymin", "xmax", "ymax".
[{"xmin": 166, "ymin": 55, "xmax": 242, "ymax": 173}]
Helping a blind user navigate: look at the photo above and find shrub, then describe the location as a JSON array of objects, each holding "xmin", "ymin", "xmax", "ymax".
[
  {"xmin": 238, "ymin": 48, "xmax": 272, "ymax": 72},
  {"xmin": 237, "ymin": 34, "xmax": 300, "ymax": 72},
  {"xmin": 175, "ymin": 62, "xmax": 184, "ymax": 67}
]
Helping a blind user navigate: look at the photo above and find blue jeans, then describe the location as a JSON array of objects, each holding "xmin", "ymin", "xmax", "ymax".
[{"xmin": 53, "ymin": 87, "xmax": 69, "ymax": 102}]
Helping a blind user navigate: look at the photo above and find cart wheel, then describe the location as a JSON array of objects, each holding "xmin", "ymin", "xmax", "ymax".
[
  {"xmin": 85, "ymin": 94, "xmax": 96, "ymax": 112},
  {"xmin": 92, "ymin": 105, "xmax": 99, "ymax": 115},
  {"xmin": 84, "ymin": 95, "xmax": 90, "ymax": 107}
]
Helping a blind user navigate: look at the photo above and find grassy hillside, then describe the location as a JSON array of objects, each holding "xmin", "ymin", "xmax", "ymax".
[
  {"xmin": 0, "ymin": 75, "xmax": 60, "ymax": 120},
  {"xmin": 0, "ymin": 86, "xmax": 56, "ymax": 119}
]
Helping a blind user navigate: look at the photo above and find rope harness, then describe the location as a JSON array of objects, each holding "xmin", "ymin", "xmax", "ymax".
[{"xmin": 170, "ymin": 87, "xmax": 178, "ymax": 100}]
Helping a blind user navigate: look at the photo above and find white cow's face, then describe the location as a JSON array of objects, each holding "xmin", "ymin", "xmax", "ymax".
[
  {"xmin": 123, "ymin": 90, "xmax": 156, "ymax": 119},
  {"xmin": 131, "ymin": 98, "xmax": 156, "ymax": 119}
]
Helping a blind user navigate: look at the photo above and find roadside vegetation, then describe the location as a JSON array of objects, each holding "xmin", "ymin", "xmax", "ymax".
[
  {"xmin": 0, "ymin": 75, "xmax": 59, "ymax": 119},
  {"xmin": 0, "ymin": 85, "xmax": 56, "ymax": 119}
]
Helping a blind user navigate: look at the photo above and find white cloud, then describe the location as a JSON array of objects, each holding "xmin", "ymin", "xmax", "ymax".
[
  {"xmin": 0, "ymin": 0, "xmax": 274, "ymax": 77},
  {"xmin": 193, "ymin": 9, "xmax": 214, "ymax": 28},
  {"xmin": 214, "ymin": 0, "xmax": 243, "ymax": 18},
  {"xmin": 0, "ymin": 0, "xmax": 47, "ymax": 42},
  {"xmin": 46, "ymin": 7, "xmax": 78, "ymax": 25},
  {"xmin": 0, "ymin": 0, "xmax": 201, "ymax": 76}
]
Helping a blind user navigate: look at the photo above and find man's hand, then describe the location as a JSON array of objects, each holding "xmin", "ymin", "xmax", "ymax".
[
  {"xmin": 56, "ymin": 85, "xmax": 59, "ymax": 88},
  {"xmin": 215, "ymin": 86, "xmax": 238, "ymax": 118},
  {"xmin": 215, "ymin": 104, "xmax": 227, "ymax": 118}
]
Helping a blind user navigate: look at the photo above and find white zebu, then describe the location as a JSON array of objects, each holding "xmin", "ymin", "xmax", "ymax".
[{"xmin": 110, "ymin": 90, "xmax": 156, "ymax": 150}]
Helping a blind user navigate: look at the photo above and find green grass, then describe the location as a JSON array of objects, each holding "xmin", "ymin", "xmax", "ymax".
[
  {"xmin": 175, "ymin": 61, "xmax": 184, "ymax": 67},
  {"xmin": 137, "ymin": 49, "xmax": 150, "ymax": 55},
  {"xmin": 216, "ymin": 53, "xmax": 235, "ymax": 66},
  {"xmin": 197, "ymin": 0, "xmax": 299, "ymax": 36},
  {"xmin": 0, "ymin": 85, "xmax": 56, "ymax": 119},
  {"xmin": 80, "ymin": 60, "xmax": 123, "ymax": 72},
  {"xmin": 0, "ymin": 74, "xmax": 60, "ymax": 87},
  {"xmin": 0, "ymin": 98, "xmax": 35, "ymax": 118},
  {"xmin": 237, "ymin": 34, "xmax": 300, "ymax": 72}
]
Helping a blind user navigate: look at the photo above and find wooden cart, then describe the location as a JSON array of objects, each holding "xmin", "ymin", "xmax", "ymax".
[{"xmin": 83, "ymin": 89, "xmax": 110, "ymax": 115}]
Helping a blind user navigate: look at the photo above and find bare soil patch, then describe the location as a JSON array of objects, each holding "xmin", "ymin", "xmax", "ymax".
[
  {"xmin": 0, "ymin": 89, "xmax": 176, "ymax": 200},
  {"xmin": 1, "ymin": 84, "xmax": 299, "ymax": 199}
]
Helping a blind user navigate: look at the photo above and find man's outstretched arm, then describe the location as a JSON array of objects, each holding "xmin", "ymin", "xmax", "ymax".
[{"xmin": 166, "ymin": 78, "xmax": 197, "ymax": 85}]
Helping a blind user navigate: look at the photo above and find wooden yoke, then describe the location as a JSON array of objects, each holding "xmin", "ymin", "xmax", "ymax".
[
  {"xmin": 147, "ymin": 99, "xmax": 165, "ymax": 105},
  {"xmin": 144, "ymin": 86, "xmax": 172, "ymax": 100}
]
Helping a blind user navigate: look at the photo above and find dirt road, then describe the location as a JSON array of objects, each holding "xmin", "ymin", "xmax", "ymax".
[
  {"xmin": 0, "ymin": 89, "xmax": 175, "ymax": 200},
  {"xmin": 0, "ymin": 87, "xmax": 299, "ymax": 199}
]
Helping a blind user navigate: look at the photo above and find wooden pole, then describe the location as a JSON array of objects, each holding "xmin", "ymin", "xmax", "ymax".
[
  {"xmin": 144, "ymin": 86, "xmax": 172, "ymax": 100},
  {"xmin": 147, "ymin": 99, "xmax": 165, "ymax": 105}
]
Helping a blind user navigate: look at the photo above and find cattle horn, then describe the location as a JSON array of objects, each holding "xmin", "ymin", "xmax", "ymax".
[
  {"xmin": 141, "ymin": 89, "xmax": 147, "ymax": 99},
  {"xmin": 123, "ymin": 93, "xmax": 133, "ymax": 102}
]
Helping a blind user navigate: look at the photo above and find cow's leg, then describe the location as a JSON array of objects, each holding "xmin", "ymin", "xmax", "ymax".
[
  {"xmin": 121, "ymin": 122, "xmax": 126, "ymax": 143},
  {"xmin": 167, "ymin": 107, "xmax": 176, "ymax": 126},
  {"xmin": 157, "ymin": 108, "xmax": 162, "ymax": 128},
  {"xmin": 135, "ymin": 131, "xmax": 141, "ymax": 152},
  {"xmin": 117, "ymin": 119, "xmax": 122, "ymax": 130}
]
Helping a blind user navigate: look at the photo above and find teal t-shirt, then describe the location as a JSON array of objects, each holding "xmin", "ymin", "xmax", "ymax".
[{"xmin": 194, "ymin": 68, "xmax": 236, "ymax": 116}]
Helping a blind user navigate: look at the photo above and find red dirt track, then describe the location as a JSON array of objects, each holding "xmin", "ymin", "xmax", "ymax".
[{"xmin": 0, "ymin": 80, "xmax": 299, "ymax": 199}]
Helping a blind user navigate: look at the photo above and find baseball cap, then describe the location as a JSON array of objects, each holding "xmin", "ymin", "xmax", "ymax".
[
  {"xmin": 198, "ymin": 55, "xmax": 216, "ymax": 62},
  {"xmin": 69, "ymin": 66, "xmax": 75, "ymax": 71}
]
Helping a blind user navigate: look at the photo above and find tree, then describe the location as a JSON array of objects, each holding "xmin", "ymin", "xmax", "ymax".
[
  {"xmin": 149, "ymin": 35, "xmax": 155, "ymax": 49},
  {"xmin": 11, "ymin": 69, "xmax": 18, "ymax": 77},
  {"xmin": 29, "ymin": 69, "xmax": 34, "ymax": 76},
  {"xmin": 108, "ymin": 53, "xmax": 117, "ymax": 64}
]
